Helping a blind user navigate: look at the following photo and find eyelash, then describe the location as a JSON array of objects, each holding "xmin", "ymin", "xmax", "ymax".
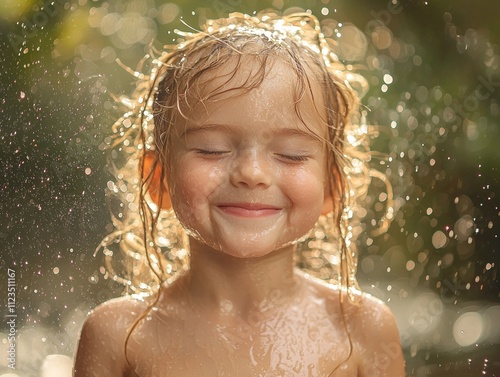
[
  {"xmin": 277, "ymin": 154, "xmax": 309, "ymax": 162},
  {"xmin": 196, "ymin": 149, "xmax": 229, "ymax": 156}
]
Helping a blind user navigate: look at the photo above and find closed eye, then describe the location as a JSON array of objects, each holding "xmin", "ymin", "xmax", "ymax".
[
  {"xmin": 196, "ymin": 149, "xmax": 230, "ymax": 156},
  {"xmin": 276, "ymin": 154, "xmax": 310, "ymax": 162}
]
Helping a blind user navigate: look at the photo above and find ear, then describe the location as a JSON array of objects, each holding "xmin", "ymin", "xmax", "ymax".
[{"xmin": 141, "ymin": 151, "xmax": 172, "ymax": 210}]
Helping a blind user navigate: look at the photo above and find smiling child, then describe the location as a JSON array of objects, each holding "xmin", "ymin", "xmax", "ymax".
[{"xmin": 74, "ymin": 11, "xmax": 405, "ymax": 377}]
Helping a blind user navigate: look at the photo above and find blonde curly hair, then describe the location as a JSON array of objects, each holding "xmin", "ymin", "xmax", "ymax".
[{"xmin": 96, "ymin": 11, "xmax": 392, "ymax": 300}]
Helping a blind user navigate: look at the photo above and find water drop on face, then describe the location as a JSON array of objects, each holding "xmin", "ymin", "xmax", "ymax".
[{"xmin": 220, "ymin": 299, "xmax": 233, "ymax": 314}]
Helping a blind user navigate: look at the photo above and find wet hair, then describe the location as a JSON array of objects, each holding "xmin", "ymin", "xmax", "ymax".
[{"xmin": 96, "ymin": 10, "xmax": 393, "ymax": 373}]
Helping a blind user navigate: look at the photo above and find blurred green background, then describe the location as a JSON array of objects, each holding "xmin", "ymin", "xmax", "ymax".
[{"xmin": 0, "ymin": 0, "xmax": 499, "ymax": 376}]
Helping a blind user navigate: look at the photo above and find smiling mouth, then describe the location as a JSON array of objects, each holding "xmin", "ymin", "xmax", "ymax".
[{"xmin": 216, "ymin": 203, "xmax": 282, "ymax": 218}]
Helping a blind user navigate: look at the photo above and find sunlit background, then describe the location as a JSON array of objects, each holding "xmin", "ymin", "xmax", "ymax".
[{"xmin": 1, "ymin": 0, "xmax": 499, "ymax": 376}]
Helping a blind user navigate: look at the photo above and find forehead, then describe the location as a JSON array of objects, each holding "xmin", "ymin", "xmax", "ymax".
[{"xmin": 181, "ymin": 54, "xmax": 328, "ymax": 134}]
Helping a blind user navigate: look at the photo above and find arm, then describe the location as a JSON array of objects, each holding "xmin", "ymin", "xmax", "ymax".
[
  {"xmin": 356, "ymin": 295, "xmax": 405, "ymax": 377},
  {"xmin": 73, "ymin": 300, "xmax": 129, "ymax": 377}
]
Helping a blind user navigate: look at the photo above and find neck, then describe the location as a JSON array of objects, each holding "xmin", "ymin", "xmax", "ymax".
[{"xmin": 180, "ymin": 238, "xmax": 300, "ymax": 318}]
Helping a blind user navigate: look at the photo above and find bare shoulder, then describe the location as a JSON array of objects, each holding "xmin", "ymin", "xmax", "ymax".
[
  {"xmin": 85, "ymin": 293, "xmax": 151, "ymax": 327},
  {"xmin": 296, "ymin": 273, "xmax": 405, "ymax": 376},
  {"xmin": 349, "ymin": 293, "xmax": 406, "ymax": 377},
  {"xmin": 73, "ymin": 294, "xmax": 151, "ymax": 377}
]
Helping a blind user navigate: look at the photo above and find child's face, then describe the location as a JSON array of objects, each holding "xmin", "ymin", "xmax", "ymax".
[{"xmin": 166, "ymin": 58, "xmax": 329, "ymax": 258}]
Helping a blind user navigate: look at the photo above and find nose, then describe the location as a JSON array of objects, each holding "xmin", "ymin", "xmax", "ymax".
[{"xmin": 230, "ymin": 149, "xmax": 272, "ymax": 189}]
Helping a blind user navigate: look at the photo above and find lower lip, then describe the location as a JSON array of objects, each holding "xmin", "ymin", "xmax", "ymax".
[{"xmin": 216, "ymin": 206, "xmax": 282, "ymax": 218}]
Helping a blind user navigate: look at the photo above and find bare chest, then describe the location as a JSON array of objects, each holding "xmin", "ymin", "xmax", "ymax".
[{"xmin": 126, "ymin": 307, "xmax": 358, "ymax": 377}]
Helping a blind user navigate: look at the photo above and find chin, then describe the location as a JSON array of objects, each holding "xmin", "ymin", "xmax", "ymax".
[
  {"xmin": 220, "ymin": 240, "xmax": 297, "ymax": 259},
  {"xmin": 224, "ymin": 248, "xmax": 274, "ymax": 259}
]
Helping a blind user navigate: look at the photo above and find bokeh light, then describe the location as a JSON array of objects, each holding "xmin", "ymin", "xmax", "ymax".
[{"xmin": 453, "ymin": 311, "xmax": 483, "ymax": 347}]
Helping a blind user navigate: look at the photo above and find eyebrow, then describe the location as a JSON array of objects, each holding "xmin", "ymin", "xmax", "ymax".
[
  {"xmin": 180, "ymin": 123, "xmax": 233, "ymax": 137},
  {"xmin": 182, "ymin": 123, "xmax": 324, "ymax": 145},
  {"xmin": 271, "ymin": 127, "xmax": 324, "ymax": 146}
]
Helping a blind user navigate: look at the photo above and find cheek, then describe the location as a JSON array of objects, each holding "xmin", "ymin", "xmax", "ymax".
[
  {"xmin": 168, "ymin": 160, "xmax": 225, "ymax": 212},
  {"xmin": 285, "ymin": 167, "xmax": 325, "ymax": 211}
]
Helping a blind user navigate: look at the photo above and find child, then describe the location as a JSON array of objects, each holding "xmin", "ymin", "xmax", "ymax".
[{"xmin": 74, "ymin": 11, "xmax": 405, "ymax": 377}]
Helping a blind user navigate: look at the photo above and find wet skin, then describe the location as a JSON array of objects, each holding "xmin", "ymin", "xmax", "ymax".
[
  {"xmin": 74, "ymin": 273, "xmax": 404, "ymax": 377},
  {"xmin": 165, "ymin": 58, "xmax": 328, "ymax": 260},
  {"xmin": 73, "ymin": 59, "xmax": 405, "ymax": 377}
]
